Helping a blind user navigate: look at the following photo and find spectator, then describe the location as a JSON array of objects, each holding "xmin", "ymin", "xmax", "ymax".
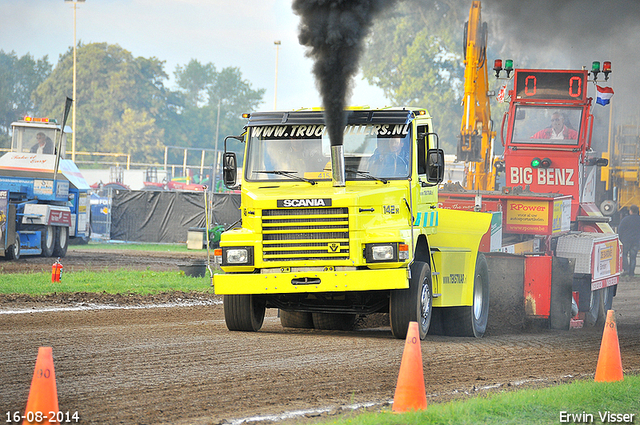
[{"xmin": 619, "ymin": 204, "xmax": 640, "ymax": 277}]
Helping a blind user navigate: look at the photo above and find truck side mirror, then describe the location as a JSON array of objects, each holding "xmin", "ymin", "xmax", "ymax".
[
  {"xmin": 426, "ymin": 149, "xmax": 445, "ymax": 184},
  {"xmin": 223, "ymin": 152, "xmax": 238, "ymax": 188}
]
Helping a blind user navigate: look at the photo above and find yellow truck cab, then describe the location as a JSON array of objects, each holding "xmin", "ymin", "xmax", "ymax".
[{"xmin": 214, "ymin": 107, "xmax": 492, "ymax": 339}]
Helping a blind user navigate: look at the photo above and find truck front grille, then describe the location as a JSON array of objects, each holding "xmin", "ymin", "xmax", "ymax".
[{"xmin": 262, "ymin": 207, "xmax": 349, "ymax": 261}]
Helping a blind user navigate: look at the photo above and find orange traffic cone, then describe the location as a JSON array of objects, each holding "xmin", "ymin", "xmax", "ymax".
[
  {"xmin": 392, "ymin": 322, "xmax": 428, "ymax": 412},
  {"xmin": 594, "ymin": 310, "xmax": 624, "ymax": 382},
  {"xmin": 23, "ymin": 347, "xmax": 59, "ymax": 425}
]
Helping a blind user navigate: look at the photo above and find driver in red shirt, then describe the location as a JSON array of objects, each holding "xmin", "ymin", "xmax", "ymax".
[{"xmin": 532, "ymin": 112, "xmax": 578, "ymax": 140}]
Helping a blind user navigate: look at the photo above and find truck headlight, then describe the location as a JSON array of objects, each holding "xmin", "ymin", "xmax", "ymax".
[
  {"xmin": 365, "ymin": 243, "xmax": 398, "ymax": 263},
  {"xmin": 372, "ymin": 245, "xmax": 394, "ymax": 260},
  {"xmin": 222, "ymin": 246, "xmax": 254, "ymax": 266}
]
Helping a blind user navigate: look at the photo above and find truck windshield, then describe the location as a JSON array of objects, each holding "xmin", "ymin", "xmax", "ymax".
[
  {"xmin": 245, "ymin": 124, "xmax": 412, "ymax": 182},
  {"xmin": 511, "ymin": 106, "xmax": 582, "ymax": 146}
]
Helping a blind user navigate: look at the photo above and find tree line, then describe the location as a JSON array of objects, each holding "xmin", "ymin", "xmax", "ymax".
[{"xmin": 0, "ymin": 44, "xmax": 264, "ymax": 166}]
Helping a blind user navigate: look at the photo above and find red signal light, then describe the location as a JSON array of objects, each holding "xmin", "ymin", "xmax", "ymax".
[
  {"xmin": 603, "ymin": 61, "xmax": 612, "ymax": 81},
  {"xmin": 493, "ymin": 59, "xmax": 503, "ymax": 78}
]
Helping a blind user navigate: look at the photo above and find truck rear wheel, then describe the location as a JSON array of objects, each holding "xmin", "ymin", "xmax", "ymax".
[
  {"xmin": 311, "ymin": 313, "xmax": 357, "ymax": 331},
  {"xmin": 280, "ymin": 311, "xmax": 314, "ymax": 329},
  {"xmin": 6, "ymin": 234, "xmax": 20, "ymax": 260},
  {"xmin": 585, "ymin": 286, "xmax": 614, "ymax": 327},
  {"xmin": 585, "ymin": 288, "xmax": 602, "ymax": 327},
  {"xmin": 442, "ymin": 253, "xmax": 489, "ymax": 337},
  {"xmin": 223, "ymin": 294, "xmax": 265, "ymax": 332},
  {"xmin": 602, "ymin": 286, "xmax": 614, "ymax": 313},
  {"xmin": 41, "ymin": 225, "xmax": 55, "ymax": 257},
  {"xmin": 389, "ymin": 261, "xmax": 432, "ymax": 340},
  {"xmin": 53, "ymin": 227, "xmax": 69, "ymax": 258}
]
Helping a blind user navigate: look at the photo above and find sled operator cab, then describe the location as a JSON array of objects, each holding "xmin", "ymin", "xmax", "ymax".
[
  {"xmin": 9, "ymin": 116, "xmax": 70, "ymax": 157},
  {"xmin": 500, "ymin": 68, "xmax": 610, "ymax": 227},
  {"xmin": 0, "ymin": 116, "xmax": 90, "ymax": 260}
]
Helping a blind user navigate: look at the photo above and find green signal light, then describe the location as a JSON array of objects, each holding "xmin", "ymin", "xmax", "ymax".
[
  {"xmin": 592, "ymin": 61, "xmax": 601, "ymax": 72},
  {"xmin": 531, "ymin": 157, "xmax": 542, "ymax": 168},
  {"xmin": 505, "ymin": 59, "xmax": 514, "ymax": 70}
]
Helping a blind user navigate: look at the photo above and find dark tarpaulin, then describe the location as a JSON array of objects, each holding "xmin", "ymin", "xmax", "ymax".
[
  {"xmin": 111, "ymin": 191, "xmax": 240, "ymax": 243},
  {"xmin": 210, "ymin": 192, "xmax": 242, "ymax": 228}
]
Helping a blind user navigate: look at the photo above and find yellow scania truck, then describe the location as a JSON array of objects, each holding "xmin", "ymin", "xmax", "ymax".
[{"xmin": 214, "ymin": 108, "xmax": 492, "ymax": 339}]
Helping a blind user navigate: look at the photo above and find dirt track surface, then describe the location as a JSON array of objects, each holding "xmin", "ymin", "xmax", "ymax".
[{"xmin": 1, "ymin": 249, "xmax": 640, "ymax": 425}]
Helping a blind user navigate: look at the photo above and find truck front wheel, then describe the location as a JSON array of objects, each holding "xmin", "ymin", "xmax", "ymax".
[
  {"xmin": 389, "ymin": 261, "xmax": 432, "ymax": 340},
  {"xmin": 223, "ymin": 294, "xmax": 265, "ymax": 332}
]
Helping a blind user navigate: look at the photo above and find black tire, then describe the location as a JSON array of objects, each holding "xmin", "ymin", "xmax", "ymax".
[
  {"xmin": 311, "ymin": 313, "xmax": 357, "ymax": 331},
  {"xmin": 602, "ymin": 286, "xmax": 615, "ymax": 314},
  {"xmin": 53, "ymin": 226, "xmax": 69, "ymax": 258},
  {"xmin": 442, "ymin": 253, "xmax": 490, "ymax": 337},
  {"xmin": 584, "ymin": 289, "xmax": 602, "ymax": 327},
  {"xmin": 586, "ymin": 287, "xmax": 615, "ymax": 327},
  {"xmin": 41, "ymin": 225, "xmax": 55, "ymax": 257},
  {"xmin": 6, "ymin": 234, "xmax": 20, "ymax": 260},
  {"xmin": 389, "ymin": 261, "xmax": 432, "ymax": 340},
  {"xmin": 280, "ymin": 310, "xmax": 314, "ymax": 329},
  {"xmin": 223, "ymin": 294, "xmax": 265, "ymax": 332}
]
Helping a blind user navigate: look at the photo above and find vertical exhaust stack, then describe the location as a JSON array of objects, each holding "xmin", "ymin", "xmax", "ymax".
[
  {"xmin": 293, "ymin": 0, "xmax": 396, "ymax": 187},
  {"xmin": 330, "ymin": 144, "xmax": 345, "ymax": 187}
]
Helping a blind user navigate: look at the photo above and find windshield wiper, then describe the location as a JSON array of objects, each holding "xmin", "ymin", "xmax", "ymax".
[
  {"xmin": 344, "ymin": 168, "xmax": 388, "ymax": 184},
  {"xmin": 256, "ymin": 170, "xmax": 317, "ymax": 185}
]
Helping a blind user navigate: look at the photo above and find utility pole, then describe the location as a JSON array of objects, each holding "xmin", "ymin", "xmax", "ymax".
[{"xmin": 65, "ymin": 0, "xmax": 86, "ymax": 162}]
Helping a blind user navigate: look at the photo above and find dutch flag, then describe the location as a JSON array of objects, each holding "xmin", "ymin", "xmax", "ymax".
[{"xmin": 596, "ymin": 85, "xmax": 614, "ymax": 106}]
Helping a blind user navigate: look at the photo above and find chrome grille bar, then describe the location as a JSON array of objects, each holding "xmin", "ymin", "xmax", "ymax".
[{"xmin": 262, "ymin": 207, "xmax": 349, "ymax": 261}]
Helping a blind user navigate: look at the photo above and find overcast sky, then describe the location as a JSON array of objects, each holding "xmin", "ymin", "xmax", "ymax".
[
  {"xmin": 3, "ymin": 0, "xmax": 637, "ymax": 124},
  {"xmin": 0, "ymin": 0, "xmax": 389, "ymax": 111}
]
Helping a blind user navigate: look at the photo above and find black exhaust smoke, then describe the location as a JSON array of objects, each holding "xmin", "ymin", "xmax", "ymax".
[{"xmin": 293, "ymin": 0, "xmax": 396, "ymax": 186}]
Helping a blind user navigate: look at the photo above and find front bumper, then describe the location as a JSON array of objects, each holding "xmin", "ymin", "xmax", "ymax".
[{"xmin": 214, "ymin": 267, "xmax": 409, "ymax": 295}]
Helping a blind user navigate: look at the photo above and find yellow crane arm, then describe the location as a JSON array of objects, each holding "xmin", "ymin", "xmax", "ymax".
[{"xmin": 458, "ymin": 1, "xmax": 496, "ymax": 191}]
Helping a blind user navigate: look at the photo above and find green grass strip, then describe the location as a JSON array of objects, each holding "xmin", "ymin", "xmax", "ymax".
[
  {"xmin": 0, "ymin": 270, "xmax": 214, "ymax": 295},
  {"xmin": 325, "ymin": 376, "xmax": 639, "ymax": 425}
]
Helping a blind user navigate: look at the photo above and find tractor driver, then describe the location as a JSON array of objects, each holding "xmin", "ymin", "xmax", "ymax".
[
  {"xmin": 368, "ymin": 137, "xmax": 409, "ymax": 177},
  {"xmin": 30, "ymin": 132, "xmax": 55, "ymax": 154}
]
